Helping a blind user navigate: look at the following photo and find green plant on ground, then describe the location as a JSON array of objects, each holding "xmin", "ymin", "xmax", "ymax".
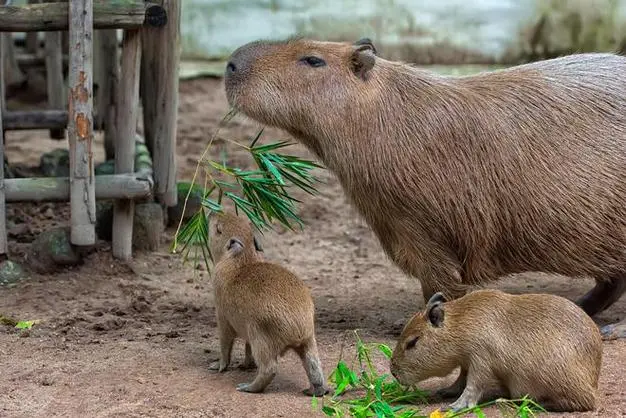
[
  {"xmin": 312, "ymin": 331, "xmax": 546, "ymax": 418},
  {"xmin": 171, "ymin": 110, "xmax": 324, "ymax": 271}
]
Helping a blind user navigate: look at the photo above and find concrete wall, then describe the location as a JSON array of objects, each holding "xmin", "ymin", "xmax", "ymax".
[{"xmin": 181, "ymin": 0, "xmax": 626, "ymax": 64}]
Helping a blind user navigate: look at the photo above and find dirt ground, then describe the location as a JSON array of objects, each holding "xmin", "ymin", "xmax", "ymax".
[{"xmin": 0, "ymin": 77, "xmax": 624, "ymax": 418}]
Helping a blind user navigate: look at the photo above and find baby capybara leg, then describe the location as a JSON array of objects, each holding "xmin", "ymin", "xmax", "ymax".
[
  {"xmin": 577, "ymin": 275, "xmax": 626, "ymax": 316},
  {"xmin": 296, "ymin": 337, "xmax": 328, "ymax": 397},
  {"xmin": 238, "ymin": 342, "xmax": 257, "ymax": 370},
  {"xmin": 236, "ymin": 340, "xmax": 278, "ymax": 393},
  {"xmin": 435, "ymin": 368, "xmax": 467, "ymax": 399}
]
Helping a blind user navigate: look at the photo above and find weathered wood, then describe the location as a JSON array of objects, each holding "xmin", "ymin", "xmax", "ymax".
[
  {"xmin": 113, "ymin": 29, "xmax": 141, "ymax": 260},
  {"xmin": 3, "ymin": 110, "xmax": 67, "ymax": 130},
  {"xmin": 0, "ymin": 1, "xmax": 168, "ymax": 32},
  {"xmin": 68, "ymin": 0, "xmax": 96, "ymax": 246},
  {"xmin": 5, "ymin": 173, "xmax": 153, "ymax": 203},
  {"xmin": 17, "ymin": 53, "xmax": 68, "ymax": 69},
  {"xmin": 25, "ymin": 1, "xmax": 41, "ymax": 53},
  {"xmin": 45, "ymin": 23, "xmax": 66, "ymax": 139},
  {"xmin": 93, "ymin": 29, "xmax": 119, "ymax": 161},
  {"xmin": 2, "ymin": 34, "xmax": 26, "ymax": 89},
  {"xmin": 141, "ymin": 0, "xmax": 178, "ymax": 207},
  {"xmin": 0, "ymin": 35, "xmax": 7, "ymax": 257}
]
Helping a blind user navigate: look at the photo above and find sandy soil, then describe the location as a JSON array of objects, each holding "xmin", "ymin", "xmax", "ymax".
[{"xmin": 0, "ymin": 77, "xmax": 624, "ymax": 418}]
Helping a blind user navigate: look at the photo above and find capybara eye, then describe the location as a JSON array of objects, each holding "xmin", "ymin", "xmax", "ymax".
[
  {"xmin": 405, "ymin": 336, "xmax": 419, "ymax": 350},
  {"xmin": 300, "ymin": 56, "xmax": 326, "ymax": 68}
]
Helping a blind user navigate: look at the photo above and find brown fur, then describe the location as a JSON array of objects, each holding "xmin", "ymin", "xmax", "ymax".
[
  {"xmin": 207, "ymin": 211, "xmax": 328, "ymax": 396},
  {"xmin": 223, "ymin": 38, "xmax": 626, "ymax": 328},
  {"xmin": 390, "ymin": 290, "xmax": 603, "ymax": 412}
]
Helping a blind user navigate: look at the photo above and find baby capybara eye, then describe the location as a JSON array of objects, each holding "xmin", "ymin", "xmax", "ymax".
[{"xmin": 299, "ymin": 56, "xmax": 326, "ymax": 68}]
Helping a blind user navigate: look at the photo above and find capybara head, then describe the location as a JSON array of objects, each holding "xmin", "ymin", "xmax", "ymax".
[
  {"xmin": 390, "ymin": 292, "xmax": 460, "ymax": 386},
  {"xmin": 224, "ymin": 37, "xmax": 377, "ymax": 133},
  {"xmin": 208, "ymin": 212, "xmax": 263, "ymax": 263}
]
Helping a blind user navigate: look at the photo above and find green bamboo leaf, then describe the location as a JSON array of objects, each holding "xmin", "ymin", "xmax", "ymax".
[
  {"xmin": 250, "ymin": 127, "xmax": 265, "ymax": 148},
  {"xmin": 201, "ymin": 198, "xmax": 223, "ymax": 212}
]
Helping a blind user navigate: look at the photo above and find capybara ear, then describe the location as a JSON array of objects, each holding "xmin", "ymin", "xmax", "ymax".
[
  {"xmin": 353, "ymin": 38, "xmax": 377, "ymax": 55},
  {"xmin": 253, "ymin": 235, "xmax": 263, "ymax": 252},
  {"xmin": 426, "ymin": 292, "xmax": 446, "ymax": 309},
  {"xmin": 350, "ymin": 44, "xmax": 376, "ymax": 80},
  {"xmin": 426, "ymin": 302, "xmax": 445, "ymax": 328},
  {"xmin": 227, "ymin": 238, "xmax": 244, "ymax": 255}
]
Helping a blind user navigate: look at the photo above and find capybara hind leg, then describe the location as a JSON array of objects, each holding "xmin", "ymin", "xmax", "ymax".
[
  {"xmin": 538, "ymin": 394, "xmax": 596, "ymax": 412},
  {"xmin": 236, "ymin": 341, "xmax": 278, "ymax": 393},
  {"xmin": 577, "ymin": 275, "xmax": 626, "ymax": 316},
  {"xmin": 600, "ymin": 317, "xmax": 626, "ymax": 340},
  {"xmin": 238, "ymin": 342, "xmax": 257, "ymax": 370},
  {"xmin": 436, "ymin": 368, "xmax": 467, "ymax": 399},
  {"xmin": 209, "ymin": 320, "xmax": 236, "ymax": 372},
  {"xmin": 296, "ymin": 337, "xmax": 329, "ymax": 397}
]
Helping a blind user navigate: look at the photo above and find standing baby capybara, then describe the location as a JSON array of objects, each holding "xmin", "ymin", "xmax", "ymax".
[
  {"xmin": 223, "ymin": 37, "xmax": 626, "ymax": 338},
  {"xmin": 390, "ymin": 290, "xmax": 603, "ymax": 412},
  {"xmin": 208, "ymin": 211, "xmax": 328, "ymax": 396}
]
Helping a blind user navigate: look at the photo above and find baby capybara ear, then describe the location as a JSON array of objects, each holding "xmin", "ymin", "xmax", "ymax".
[
  {"xmin": 350, "ymin": 43, "xmax": 376, "ymax": 80},
  {"xmin": 227, "ymin": 238, "xmax": 244, "ymax": 255},
  {"xmin": 425, "ymin": 292, "xmax": 446, "ymax": 328},
  {"xmin": 353, "ymin": 38, "xmax": 377, "ymax": 55}
]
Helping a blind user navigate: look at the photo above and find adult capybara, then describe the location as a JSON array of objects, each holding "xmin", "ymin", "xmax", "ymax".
[
  {"xmin": 390, "ymin": 290, "xmax": 603, "ymax": 412},
  {"xmin": 208, "ymin": 211, "xmax": 328, "ymax": 396},
  {"xmin": 223, "ymin": 37, "xmax": 626, "ymax": 338}
]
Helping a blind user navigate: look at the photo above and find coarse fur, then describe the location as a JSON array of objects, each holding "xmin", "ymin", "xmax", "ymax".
[
  {"xmin": 223, "ymin": 37, "xmax": 626, "ymax": 335},
  {"xmin": 390, "ymin": 289, "xmax": 603, "ymax": 412},
  {"xmin": 208, "ymin": 211, "xmax": 328, "ymax": 396}
]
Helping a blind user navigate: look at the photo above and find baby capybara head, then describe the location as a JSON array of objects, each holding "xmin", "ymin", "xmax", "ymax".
[
  {"xmin": 390, "ymin": 293, "xmax": 460, "ymax": 386},
  {"xmin": 224, "ymin": 37, "xmax": 377, "ymax": 131},
  {"xmin": 208, "ymin": 212, "xmax": 263, "ymax": 263}
]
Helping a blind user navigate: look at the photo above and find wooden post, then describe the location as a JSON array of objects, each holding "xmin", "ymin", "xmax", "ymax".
[
  {"xmin": 112, "ymin": 29, "xmax": 141, "ymax": 260},
  {"xmin": 0, "ymin": 31, "xmax": 7, "ymax": 259},
  {"xmin": 45, "ymin": 22, "xmax": 65, "ymax": 139},
  {"xmin": 68, "ymin": 0, "xmax": 96, "ymax": 246},
  {"xmin": 93, "ymin": 29, "xmax": 118, "ymax": 160},
  {"xmin": 141, "ymin": 0, "xmax": 178, "ymax": 207},
  {"xmin": 25, "ymin": 0, "xmax": 41, "ymax": 54}
]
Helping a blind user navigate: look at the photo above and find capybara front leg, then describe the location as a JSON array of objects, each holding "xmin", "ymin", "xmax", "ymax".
[
  {"xmin": 577, "ymin": 275, "xmax": 626, "ymax": 317},
  {"xmin": 239, "ymin": 342, "xmax": 257, "ymax": 370},
  {"xmin": 443, "ymin": 366, "xmax": 490, "ymax": 413},
  {"xmin": 296, "ymin": 337, "xmax": 329, "ymax": 397},
  {"xmin": 436, "ymin": 368, "xmax": 467, "ymax": 399},
  {"xmin": 209, "ymin": 319, "xmax": 236, "ymax": 373}
]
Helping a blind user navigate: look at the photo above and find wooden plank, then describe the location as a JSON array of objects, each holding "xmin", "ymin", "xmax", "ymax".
[
  {"xmin": 5, "ymin": 173, "xmax": 153, "ymax": 203},
  {"xmin": 112, "ymin": 29, "xmax": 141, "ymax": 260},
  {"xmin": 0, "ymin": 34, "xmax": 7, "ymax": 258},
  {"xmin": 45, "ymin": 21, "xmax": 66, "ymax": 139},
  {"xmin": 3, "ymin": 110, "xmax": 67, "ymax": 130},
  {"xmin": 141, "ymin": 0, "xmax": 178, "ymax": 207},
  {"xmin": 0, "ymin": 1, "xmax": 168, "ymax": 32},
  {"xmin": 68, "ymin": 0, "xmax": 96, "ymax": 246}
]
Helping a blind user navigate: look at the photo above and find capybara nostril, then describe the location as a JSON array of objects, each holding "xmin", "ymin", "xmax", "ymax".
[{"xmin": 226, "ymin": 61, "xmax": 236, "ymax": 75}]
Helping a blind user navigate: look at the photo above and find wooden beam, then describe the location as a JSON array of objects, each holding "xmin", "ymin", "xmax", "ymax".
[
  {"xmin": 68, "ymin": 0, "xmax": 96, "ymax": 246},
  {"xmin": 5, "ymin": 173, "xmax": 153, "ymax": 203},
  {"xmin": 112, "ymin": 29, "xmax": 141, "ymax": 260},
  {"xmin": 45, "ymin": 17, "xmax": 66, "ymax": 139},
  {"xmin": 141, "ymin": 0, "xmax": 178, "ymax": 207},
  {"xmin": 17, "ymin": 53, "xmax": 68, "ymax": 69},
  {"xmin": 93, "ymin": 29, "xmax": 119, "ymax": 161},
  {"xmin": 0, "ymin": 35, "xmax": 7, "ymax": 258},
  {"xmin": 0, "ymin": 1, "xmax": 168, "ymax": 32},
  {"xmin": 3, "ymin": 110, "xmax": 67, "ymax": 130}
]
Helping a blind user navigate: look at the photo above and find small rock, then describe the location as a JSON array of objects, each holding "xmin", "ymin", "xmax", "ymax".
[
  {"xmin": 133, "ymin": 202, "xmax": 164, "ymax": 251},
  {"xmin": 27, "ymin": 227, "xmax": 82, "ymax": 274},
  {"xmin": 0, "ymin": 259, "xmax": 28, "ymax": 286},
  {"xmin": 39, "ymin": 148, "xmax": 70, "ymax": 177},
  {"xmin": 167, "ymin": 182, "xmax": 204, "ymax": 227}
]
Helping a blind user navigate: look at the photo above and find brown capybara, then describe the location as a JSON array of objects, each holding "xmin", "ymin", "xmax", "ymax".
[
  {"xmin": 390, "ymin": 290, "xmax": 603, "ymax": 412},
  {"xmin": 207, "ymin": 211, "xmax": 328, "ymax": 396},
  {"xmin": 223, "ymin": 37, "xmax": 626, "ymax": 338}
]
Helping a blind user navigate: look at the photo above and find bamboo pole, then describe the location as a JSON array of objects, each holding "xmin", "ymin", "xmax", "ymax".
[
  {"xmin": 5, "ymin": 173, "xmax": 153, "ymax": 203},
  {"xmin": 0, "ymin": 1, "xmax": 168, "ymax": 32},
  {"xmin": 112, "ymin": 29, "xmax": 141, "ymax": 260},
  {"xmin": 0, "ymin": 33, "xmax": 7, "ymax": 258},
  {"xmin": 68, "ymin": 0, "xmax": 96, "ymax": 246},
  {"xmin": 45, "ymin": 19, "xmax": 66, "ymax": 139},
  {"xmin": 141, "ymin": 0, "xmax": 178, "ymax": 207}
]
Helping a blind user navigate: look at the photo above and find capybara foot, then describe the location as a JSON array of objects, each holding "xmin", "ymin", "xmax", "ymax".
[
  {"xmin": 600, "ymin": 321, "xmax": 626, "ymax": 340},
  {"xmin": 303, "ymin": 385, "xmax": 329, "ymax": 397},
  {"xmin": 208, "ymin": 360, "xmax": 228, "ymax": 373},
  {"xmin": 236, "ymin": 382, "xmax": 263, "ymax": 393}
]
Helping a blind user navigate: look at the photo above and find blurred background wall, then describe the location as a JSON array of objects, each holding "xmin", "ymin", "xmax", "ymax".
[{"xmin": 179, "ymin": 0, "xmax": 626, "ymax": 64}]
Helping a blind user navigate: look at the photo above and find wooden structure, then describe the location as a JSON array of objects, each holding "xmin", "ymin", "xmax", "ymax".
[{"xmin": 0, "ymin": 0, "xmax": 179, "ymax": 261}]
